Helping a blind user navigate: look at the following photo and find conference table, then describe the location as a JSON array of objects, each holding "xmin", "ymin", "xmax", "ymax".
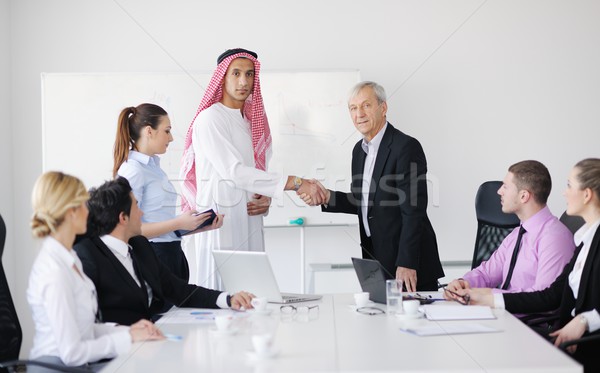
[{"xmin": 101, "ymin": 293, "xmax": 582, "ymax": 372}]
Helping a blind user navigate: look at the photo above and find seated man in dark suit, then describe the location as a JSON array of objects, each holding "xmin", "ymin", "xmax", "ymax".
[{"xmin": 74, "ymin": 177, "xmax": 254, "ymax": 326}]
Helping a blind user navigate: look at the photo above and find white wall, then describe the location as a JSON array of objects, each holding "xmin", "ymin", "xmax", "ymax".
[{"xmin": 6, "ymin": 0, "xmax": 600, "ymax": 357}]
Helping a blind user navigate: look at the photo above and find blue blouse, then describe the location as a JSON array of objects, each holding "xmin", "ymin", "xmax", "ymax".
[{"xmin": 118, "ymin": 151, "xmax": 179, "ymax": 242}]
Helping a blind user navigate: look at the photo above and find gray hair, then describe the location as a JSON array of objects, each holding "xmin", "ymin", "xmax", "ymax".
[{"xmin": 348, "ymin": 81, "xmax": 387, "ymax": 104}]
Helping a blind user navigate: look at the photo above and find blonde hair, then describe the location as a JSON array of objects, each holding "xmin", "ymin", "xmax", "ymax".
[{"xmin": 30, "ymin": 171, "xmax": 89, "ymax": 238}]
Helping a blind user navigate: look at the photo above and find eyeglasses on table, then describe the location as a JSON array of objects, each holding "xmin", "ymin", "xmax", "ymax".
[
  {"xmin": 280, "ymin": 304, "xmax": 319, "ymax": 314},
  {"xmin": 356, "ymin": 306, "xmax": 385, "ymax": 315}
]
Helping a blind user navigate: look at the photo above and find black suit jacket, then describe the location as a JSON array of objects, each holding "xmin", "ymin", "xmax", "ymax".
[
  {"xmin": 74, "ymin": 235, "xmax": 221, "ymax": 326},
  {"xmin": 323, "ymin": 123, "xmax": 444, "ymax": 289},
  {"xmin": 504, "ymin": 226, "xmax": 600, "ymax": 370}
]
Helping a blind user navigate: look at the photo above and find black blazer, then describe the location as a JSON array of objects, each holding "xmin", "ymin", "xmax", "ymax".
[
  {"xmin": 74, "ymin": 235, "xmax": 221, "ymax": 326},
  {"xmin": 504, "ymin": 226, "xmax": 600, "ymax": 371},
  {"xmin": 323, "ymin": 123, "xmax": 444, "ymax": 289}
]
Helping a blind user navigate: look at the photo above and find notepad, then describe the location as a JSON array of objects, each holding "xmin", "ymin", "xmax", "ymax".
[
  {"xmin": 401, "ymin": 323, "xmax": 500, "ymax": 336},
  {"xmin": 423, "ymin": 305, "xmax": 496, "ymax": 321}
]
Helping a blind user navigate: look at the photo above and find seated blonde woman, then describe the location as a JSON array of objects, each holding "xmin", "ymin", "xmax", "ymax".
[{"xmin": 26, "ymin": 171, "xmax": 164, "ymax": 372}]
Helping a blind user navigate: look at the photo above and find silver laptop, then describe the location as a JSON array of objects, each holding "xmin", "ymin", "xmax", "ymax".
[{"xmin": 212, "ymin": 250, "xmax": 322, "ymax": 304}]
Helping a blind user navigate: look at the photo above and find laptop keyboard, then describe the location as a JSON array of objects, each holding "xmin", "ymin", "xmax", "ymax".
[{"xmin": 282, "ymin": 295, "xmax": 304, "ymax": 302}]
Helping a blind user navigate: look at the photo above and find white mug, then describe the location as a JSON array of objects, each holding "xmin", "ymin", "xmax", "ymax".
[
  {"xmin": 403, "ymin": 299, "xmax": 420, "ymax": 315},
  {"xmin": 251, "ymin": 297, "xmax": 268, "ymax": 312},
  {"xmin": 354, "ymin": 292, "xmax": 370, "ymax": 308}
]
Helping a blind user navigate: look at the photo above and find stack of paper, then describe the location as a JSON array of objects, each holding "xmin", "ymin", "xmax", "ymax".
[
  {"xmin": 401, "ymin": 323, "xmax": 500, "ymax": 336},
  {"xmin": 422, "ymin": 305, "xmax": 496, "ymax": 321}
]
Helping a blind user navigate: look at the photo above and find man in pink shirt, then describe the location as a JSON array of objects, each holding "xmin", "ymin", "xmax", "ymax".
[{"xmin": 445, "ymin": 160, "xmax": 576, "ymax": 297}]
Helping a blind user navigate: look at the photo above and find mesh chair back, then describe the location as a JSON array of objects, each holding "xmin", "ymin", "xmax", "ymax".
[
  {"xmin": 0, "ymin": 213, "xmax": 22, "ymax": 371},
  {"xmin": 559, "ymin": 211, "xmax": 585, "ymax": 235},
  {"xmin": 472, "ymin": 181, "xmax": 520, "ymax": 269}
]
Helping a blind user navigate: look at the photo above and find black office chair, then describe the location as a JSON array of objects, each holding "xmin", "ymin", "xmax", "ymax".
[
  {"xmin": 0, "ymin": 213, "xmax": 89, "ymax": 373},
  {"xmin": 471, "ymin": 181, "xmax": 520, "ymax": 269},
  {"xmin": 559, "ymin": 211, "xmax": 585, "ymax": 235}
]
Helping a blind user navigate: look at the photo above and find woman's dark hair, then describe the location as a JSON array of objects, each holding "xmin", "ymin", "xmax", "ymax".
[
  {"xmin": 86, "ymin": 177, "xmax": 133, "ymax": 237},
  {"xmin": 113, "ymin": 103, "xmax": 168, "ymax": 177}
]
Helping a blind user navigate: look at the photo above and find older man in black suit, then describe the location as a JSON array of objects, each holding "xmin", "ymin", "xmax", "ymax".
[
  {"xmin": 302, "ymin": 81, "xmax": 444, "ymax": 291},
  {"xmin": 74, "ymin": 177, "xmax": 253, "ymax": 326}
]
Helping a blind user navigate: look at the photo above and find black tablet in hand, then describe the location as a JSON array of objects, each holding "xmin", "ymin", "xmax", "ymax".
[{"xmin": 175, "ymin": 209, "xmax": 217, "ymax": 237}]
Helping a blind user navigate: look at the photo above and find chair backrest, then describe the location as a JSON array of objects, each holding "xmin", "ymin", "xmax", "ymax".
[
  {"xmin": 559, "ymin": 211, "xmax": 585, "ymax": 235},
  {"xmin": 0, "ymin": 213, "xmax": 23, "ymax": 368},
  {"xmin": 472, "ymin": 181, "xmax": 521, "ymax": 269}
]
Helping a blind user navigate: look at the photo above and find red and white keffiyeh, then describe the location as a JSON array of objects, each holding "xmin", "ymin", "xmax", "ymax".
[{"xmin": 179, "ymin": 52, "xmax": 271, "ymax": 212}]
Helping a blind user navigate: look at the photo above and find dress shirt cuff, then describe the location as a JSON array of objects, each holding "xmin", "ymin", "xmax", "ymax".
[
  {"xmin": 216, "ymin": 292, "xmax": 230, "ymax": 309},
  {"xmin": 111, "ymin": 328, "xmax": 132, "ymax": 355},
  {"xmin": 581, "ymin": 310, "xmax": 600, "ymax": 333},
  {"xmin": 493, "ymin": 293, "xmax": 505, "ymax": 309}
]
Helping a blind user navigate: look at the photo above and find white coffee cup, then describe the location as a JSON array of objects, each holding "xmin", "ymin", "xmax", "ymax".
[
  {"xmin": 251, "ymin": 333, "xmax": 273, "ymax": 356},
  {"xmin": 403, "ymin": 299, "xmax": 420, "ymax": 315},
  {"xmin": 214, "ymin": 315, "xmax": 233, "ymax": 331},
  {"xmin": 251, "ymin": 297, "xmax": 268, "ymax": 312},
  {"xmin": 354, "ymin": 292, "xmax": 370, "ymax": 308}
]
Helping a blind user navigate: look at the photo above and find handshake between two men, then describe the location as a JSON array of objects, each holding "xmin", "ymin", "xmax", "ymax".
[{"xmin": 295, "ymin": 179, "xmax": 330, "ymax": 206}]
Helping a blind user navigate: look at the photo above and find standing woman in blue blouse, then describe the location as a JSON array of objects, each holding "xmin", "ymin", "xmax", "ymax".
[{"xmin": 113, "ymin": 103, "xmax": 222, "ymax": 282}]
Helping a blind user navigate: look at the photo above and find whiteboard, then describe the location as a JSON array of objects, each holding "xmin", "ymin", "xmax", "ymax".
[{"xmin": 41, "ymin": 71, "xmax": 361, "ymax": 226}]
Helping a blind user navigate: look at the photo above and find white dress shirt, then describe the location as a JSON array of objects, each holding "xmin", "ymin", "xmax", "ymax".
[
  {"xmin": 569, "ymin": 220, "xmax": 600, "ymax": 332},
  {"xmin": 27, "ymin": 237, "xmax": 130, "ymax": 365},
  {"xmin": 360, "ymin": 123, "xmax": 387, "ymax": 237}
]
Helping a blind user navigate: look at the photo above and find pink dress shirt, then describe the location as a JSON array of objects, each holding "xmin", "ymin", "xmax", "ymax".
[{"xmin": 463, "ymin": 206, "xmax": 576, "ymax": 293}]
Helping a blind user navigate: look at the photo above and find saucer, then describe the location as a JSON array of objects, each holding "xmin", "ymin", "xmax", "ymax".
[
  {"xmin": 395, "ymin": 311, "xmax": 425, "ymax": 320},
  {"xmin": 209, "ymin": 327, "xmax": 238, "ymax": 336},
  {"xmin": 246, "ymin": 348, "xmax": 279, "ymax": 360},
  {"xmin": 248, "ymin": 308, "xmax": 273, "ymax": 315}
]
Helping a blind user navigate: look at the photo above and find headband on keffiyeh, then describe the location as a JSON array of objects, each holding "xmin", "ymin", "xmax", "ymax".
[{"xmin": 179, "ymin": 50, "xmax": 272, "ymax": 212}]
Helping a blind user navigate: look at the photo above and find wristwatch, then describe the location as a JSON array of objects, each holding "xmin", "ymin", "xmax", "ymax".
[
  {"xmin": 226, "ymin": 294, "xmax": 232, "ymax": 308},
  {"xmin": 293, "ymin": 176, "xmax": 303, "ymax": 191}
]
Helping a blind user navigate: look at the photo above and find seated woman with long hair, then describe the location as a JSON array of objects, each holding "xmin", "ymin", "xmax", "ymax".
[{"xmin": 27, "ymin": 171, "xmax": 164, "ymax": 372}]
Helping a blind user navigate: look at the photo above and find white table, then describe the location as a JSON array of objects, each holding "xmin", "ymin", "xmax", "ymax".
[{"xmin": 101, "ymin": 294, "xmax": 582, "ymax": 372}]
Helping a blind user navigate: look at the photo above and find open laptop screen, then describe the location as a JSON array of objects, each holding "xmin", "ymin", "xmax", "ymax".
[
  {"xmin": 351, "ymin": 257, "xmax": 392, "ymax": 304},
  {"xmin": 212, "ymin": 250, "xmax": 321, "ymax": 304}
]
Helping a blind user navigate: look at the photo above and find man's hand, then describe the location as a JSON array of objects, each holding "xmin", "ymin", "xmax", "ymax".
[
  {"xmin": 460, "ymin": 287, "xmax": 493, "ymax": 306},
  {"xmin": 396, "ymin": 266, "xmax": 417, "ymax": 292},
  {"xmin": 247, "ymin": 194, "xmax": 271, "ymax": 216},
  {"xmin": 443, "ymin": 278, "xmax": 471, "ymax": 300},
  {"xmin": 297, "ymin": 179, "xmax": 329, "ymax": 206},
  {"xmin": 550, "ymin": 316, "xmax": 587, "ymax": 354},
  {"xmin": 230, "ymin": 291, "xmax": 255, "ymax": 310}
]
